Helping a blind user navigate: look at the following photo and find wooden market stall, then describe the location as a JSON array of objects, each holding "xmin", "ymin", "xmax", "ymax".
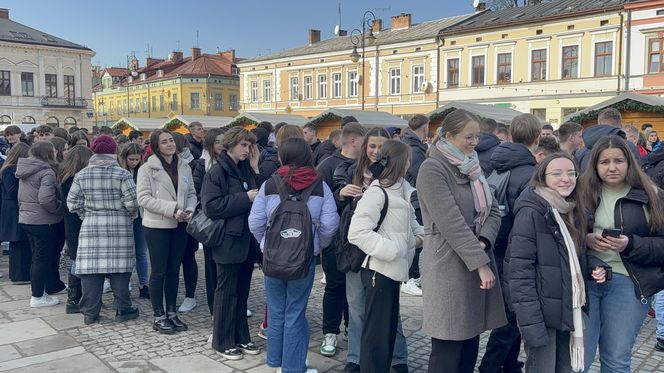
[
  {"xmin": 163, "ymin": 114, "xmax": 233, "ymax": 132},
  {"xmin": 306, "ymin": 108, "xmax": 407, "ymax": 140},
  {"xmin": 110, "ymin": 117, "xmax": 170, "ymax": 137},
  {"xmin": 226, "ymin": 112, "xmax": 309, "ymax": 130},
  {"xmin": 563, "ymin": 93, "xmax": 664, "ymax": 134},
  {"xmin": 427, "ymin": 102, "xmax": 525, "ymax": 133}
]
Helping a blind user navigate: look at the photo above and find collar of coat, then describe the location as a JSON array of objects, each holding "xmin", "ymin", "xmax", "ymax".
[
  {"xmin": 369, "ymin": 178, "xmax": 415, "ymax": 201},
  {"xmin": 146, "ymin": 153, "xmax": 185, "ymax": 171}
]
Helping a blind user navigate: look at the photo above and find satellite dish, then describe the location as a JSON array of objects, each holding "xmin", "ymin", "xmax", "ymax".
[
  {"xmin": 131, "ymin": 71, "xmax": 138, "ymax": 77},
  {"xmin": 421, "ymin": 81, "xmax": 430, "ymax": 92},
  {"xmin": 352, "ymin": 74, "xmax": 361, "ymax": 84},
  {"xmin": 334, "ymin": 25, "xmax": 340, "ymax": 36},
  {"xmin": 473, "ymin": 0, "xmax": 480, "ymax": 8}
]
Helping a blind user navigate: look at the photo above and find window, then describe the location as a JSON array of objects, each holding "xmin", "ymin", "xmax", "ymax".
[
  {"xmin": 151, "ymin": 96, "xmax": 157, "ymax": 112},
  {"xmin": 562, "ymin": 46, "xmax": 579, "ymax": 79},
  {"xmin": 531, "ymin": 108, "xmax": 546, "ymax": 121},
  {"xmin": 141, "ymin": 96, "xmax": 147, "ymax": 112},
  {"xmin": 251, "ymin": 81, "xmax": 258, "ymax": 103},
  {"xmin": 595, "ymin": 41, "xmax": 613, "ymax": 77},
  {"xmin": 332, "ymin": 73, "xmax": 342, "ymax": 98},
  {"xmin": 531, "ymin": 49, "xmax": 547, "ymax": 81},
  {"xmin": 64, "ymin": 75, "xmax": 75, "ymax": 104},
  {"xmin": 129, "ymin": 98, "xmax": 134, "ymax": 113},
  {"xmin": 290, "ymin": 77, "xmax": 299, "ymax": 100},
  {"xmin": 230, "ymin": 94, "xmax": 238, "ymax": 111},
  {"xmin": 0, "ymin": 71, "xmax": 9, "ymax": 96},
  {"xmin": 304, "ymin": 76, "xmax": 312, "ymax": 100},
  {"xmin": 45, "ymin": 74, "xmax": 57, "ymax": 97},
  {"xmin": 109, "ymin": 101, "xmax": 114, "ymax": 114},
  {"xmin": 172, "ymin": 93, "xmax": 178, "ymax": 111},
  {"xmin": 117, "ymin": 100, "xmax": 121, "ymax": 114},
  {"xmin": 389, "ymin": 68, "xmax": 401, "ymax": 95},
  {"xmin": 472, "ymin": 56, "xmax": 485, "ymax": 86},
  {"xmin": 123, "ymin": 99, "xmax": 127, "ymax": 114},
  {"xmin": 348, "ymin": 71, "xmax": 358, "ymax": 97},
  {"xmin": 263, "ymin": 80, "xmax": 271, "ymax": 102},
  {"xmin": 0, "ymin": 115, "xmax": 10, "ymax": 124},
  {"xmin": 21, "ymin": 72, "xmax": 34, "ymax": 96},
  {"xmin": 159, "ymin": 95, "xmax": 164, "ymax": 111},
  {"xmin": 214, "ymin": 93, "xmax": 223, "ymax": 110},
  {"xmin": 190, "ymin": 92, "xmax": 200, "ymax": 110},
  {"xmin": 135, "ymin": 98, "xmax": 140, "ymax": 113},
  {"xmin": 447, "ymin": 59, "xmax": 459, "ymax": 88},
  {"xmin": 318, "ymin": 74, "xmax": 327, "ymax": 99},
  {"xmin": 412, "ymin": 65, "xmax": 425, "ymax": 93},
  {"xmin": 562, "ymin": 107, "xmax": 584, "ymax": 117},
  {"xmin": 496, "ymin": 53, "xmax": 511, "ymax": 84},
  {"xmin": 648, "ymin": 38, "xmax": 664, "ymax": 74}
]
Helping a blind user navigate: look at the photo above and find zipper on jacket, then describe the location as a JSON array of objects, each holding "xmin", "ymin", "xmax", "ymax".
[{"xmin": 619, "ymin": 200, "xmax": 647, "ymax": 304}]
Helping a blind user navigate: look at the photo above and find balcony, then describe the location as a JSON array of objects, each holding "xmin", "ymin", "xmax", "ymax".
[{"xmin": 40, "ymin": 96, "xmax": 88, "ymax": 108}]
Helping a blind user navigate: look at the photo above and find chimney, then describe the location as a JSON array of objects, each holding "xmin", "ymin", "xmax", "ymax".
[
  {"xmin": 0, "ymin": 9, "xmax": 8, "ymax": 19},
  {"xmin": 220, "ymin": 49, "xmax": 236, "ymax": 62},
  {"xmin": 146, "ymin": 57, "xmax": 161, "ymax": 67},
  {"xmin": 169, "ymin": 51, "xmax": 183, "ymax": 63},
  {"xmin": 129, "ymin": 58, "xmax": 139, "ymax": 72},
  {"xmin": 308, "ymin": 29, "xmax": 321, "ymax": 45},
  {"xmin": 391, "ymin": 13, "xmax": 412, "ymax": 30},
  {"xmin": 372, "ymin": 19, "xmax": 383, "ymax": 33},
  {"xmin": 338, "ymin": 30, "xmax": 347, "ymax": 37},
  {"xmin": 475, "ymin": 2, "xmax": 487, "ymax": 11},
  {"xmin": 192, "ymin": 47, "xmax": 201, "ymax": 61}
]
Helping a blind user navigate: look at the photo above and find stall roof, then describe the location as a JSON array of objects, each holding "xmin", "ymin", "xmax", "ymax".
[
  {"xmin": 111, "ymin": 117, "xmax": 168, "ymax": 131},
  {"xmin": 166, "ymin": 115, "xmax": 233, "ymax": 128},
  {"xmin": 563, "ymin": 93, "xmax": 664, "ymax": 123},
  {"xmin": 226, "ymin": 112, "xmax": 309, "ymax": 127},
  {"xmin": 307, "ymin": 108, "xmax": 407, "ymax": 128},
  {"xmin": 428, "ymin": 101, "xmax": 525, "ymax": 124}
]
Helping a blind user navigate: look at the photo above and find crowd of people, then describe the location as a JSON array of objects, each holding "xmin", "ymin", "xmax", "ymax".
[{"xmin": 0, "ymin": 108, "xmax": 663, "ymax": 373}]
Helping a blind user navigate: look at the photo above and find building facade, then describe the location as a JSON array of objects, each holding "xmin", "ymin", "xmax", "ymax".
[
  {"xmin": 625, "ymin": 0, "xmax": 664, "ymax": 94},
  {"xmin": 0, "ymin": 8, "xmax": 95, "ymax": 128},
  {"xmin": 92, "ymin": 48, "xmax": 239, "ymax": 127}
]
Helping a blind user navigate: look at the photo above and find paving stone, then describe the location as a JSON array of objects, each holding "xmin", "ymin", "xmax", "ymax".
[
  {"xmin": 109, "ymin": 360, "xmax": 164, "ymax": 373},
  {"xmin": 1, "ymin": 351, "xmax": 110, "ymax": 373},
  {"xmin": 4, "ymin": 303, "xmax": 68, "ymax": 322},
  {"xmin": 0, "ymin": 346, "xmax": 20, "ymax": 363},
  {"xmin": 0, "ymin": 284, "xmax": 32, "ymax": 301},
  {"xmin": 41, "ymin": 313, "xmax": 84, "ymax": 331},
  {"xmin": 13, "ymin": 334, "xmax": 79, "ymax": 357},
  {"xmin": 151, "ymin": 354, "xmax": 233, "ymax": 373},
  {"xmin": 0, "ymin": 319, "xmax": 57, "ymax": 345},
  {"xmin": 0, "ymin": 346, "xmax": 85, "ymax": 371}
]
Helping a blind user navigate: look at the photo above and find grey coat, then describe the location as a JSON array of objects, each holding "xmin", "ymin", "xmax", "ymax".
[
  {"xmin": 417, "ymin": 145, "xmax": 507, "ymax": 341},
  {"xmin": 16, "ymin": 157, "xmax": 63, "ymax": 225}
]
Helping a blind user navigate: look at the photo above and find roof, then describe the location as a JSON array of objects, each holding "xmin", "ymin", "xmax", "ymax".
[
  {"xmin": 104, "ymin": 67, "xmax": 128, "ymax": 77},
  {"xmin": 428, "ymin": 101, "xmax": 525, "ymax": 124},
  {"xmin": 111, "ymin": 117, "xmax": 169, "ymax": 131},
  {"xmin": 241, "ymin": 13, "xmax": 473, "ymax": 64},
  {"xmin": 0, "ymin": 15, "xmax": 92, "ymax": 51},
  {"xmin": 170, "ymin": 54, "xmax": 234, "ymax": 76},
  {"xmin": 226, "ymin": 112, "xmax": 309, "ymax": 127},
  {"xmin": 564, "ymin": 92, "xmax": 664, "ymax": 122},
  {"xmin": 307, "ymin": 108, "xmax": 407, "ymax": 128},
  {"xmin": 165, "ymin": 115, "xmax": 233, "ymax": 128},
  {"xmin": 441, "ymin": 0, "xmax": 629, "ymax": 36}
]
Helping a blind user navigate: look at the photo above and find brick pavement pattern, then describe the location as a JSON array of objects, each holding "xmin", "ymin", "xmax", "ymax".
[{"xmin": 0, "ymin": 251, "xmax": 663, "ymax": 372}]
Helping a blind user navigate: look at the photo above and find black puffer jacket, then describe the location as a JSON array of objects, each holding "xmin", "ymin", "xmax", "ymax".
[
  {"xmin": 645, "ymin": 148, "xmax": 664, "ymax": 189},
  {"xmin": 313, "ymin": 139, "xmax": 338, "ymax": 166},
  {"xmin": 590, "ymin": 187, "xmax": 664, "ymax": 300},
  {"xmin": 259, "ymin": 144, "xmax": 280, "ymax": 180},
  {"xmin": 403, "ymin": 129, "xmax": 427, "ymax": 211},
  {"xmin": 317, "ymin": 149, "xmax": 350, "ymax": 194},
  {"xmin": 185, "ymin": 134, "xmax": 203, "ymax": 160},
  {"xmin": 489, "ymin": 142, "xmax": 537, "ymax": 258},
  {"xmin": 575, "ymin": 125, "xmax": 641, "ymax": 171},
  {"xmin": 201, "ymin": 152, "xmax": 259, "ymax": 264},
  {"xmin": 506, "ymin": 187, "xmax": 590, "ymax": 348},
  {"xmin": 476, "ymin": 132, "xmax": 501, "ymax": 177}
]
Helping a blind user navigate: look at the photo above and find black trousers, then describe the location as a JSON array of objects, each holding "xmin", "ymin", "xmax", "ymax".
[
  {"xmin": 429, "ymin": 336, "xmax": 480, "ymax": 373},
  {"xmin": 321, "ymin": 245, "xmax": 349, "ymax": 334},
  {"xmin": 360, "ymin": 268, "xmax": 400, "ymax": 373},
  {"xmin": 8, "ymin": 240, "xmax": 31, "ymax": 282},
  {"xmin": 212, "ymin": 246, "xmax": 255, "ymax": 352},
  {"xmin": 145, "ymin": 223, "xmax": 187, "ymax": 315},
  {"xmin": 79, "ymin": 272, "xmax": 132, "ymax": 318},
  {"xmin": 203, "ymin": 245, "xmax": 217, "ymax": 315},
  {"xmin": 21, "ymin": 223, "xmax": 65, "ymax": 297},
  {"xmin": 182, "ymin": 234, "xmax": 199, "ymax": 298}
]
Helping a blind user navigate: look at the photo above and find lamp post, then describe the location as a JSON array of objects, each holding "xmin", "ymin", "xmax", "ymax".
[{"xmin": 349, "ymin": 11, "xmax": 377, "ymax": 111}]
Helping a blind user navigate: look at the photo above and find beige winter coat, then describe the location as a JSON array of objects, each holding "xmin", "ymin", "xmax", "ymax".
[
  {"xmin": 417, "ymin": 145, "xmax": 506, "ymax": 341},
  {"xmin": 136, "ymin": 155, "xmax": 197, "ymax": 229}
]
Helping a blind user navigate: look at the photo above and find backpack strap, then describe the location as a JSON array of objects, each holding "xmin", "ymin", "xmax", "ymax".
[
  {"xmin": 271, "ymin": 174, "xmax": 290, "ymax": 202},
  {"xmin": 271, "ymin": 174, "xmax": 321, "ymax": 203},
  {"xmin": 373, "ymin": 186, "xmax": 389, "ymax": 232},
  {"xmin": 299, "ymin": 176, "xmax": 321, "ymax": 202}
]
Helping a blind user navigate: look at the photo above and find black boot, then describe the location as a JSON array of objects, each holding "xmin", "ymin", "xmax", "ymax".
[
  {"xmin": 167, "ymin": 307, "xmax": 188, "ymax": 332},
  {"xmin": 139, "ymin": 285, "xmax": 150, "ymax": 299},
  {"xmin": 153, "ymin": 310, "xmax": 175, "ymax": 335},
  {"xmin": 65, "ymin": 274, "xmax": 82, "ymax": 314},
  {"xmin": 116, "ymin": 307, "xmax": 139, "ymax": 322}
]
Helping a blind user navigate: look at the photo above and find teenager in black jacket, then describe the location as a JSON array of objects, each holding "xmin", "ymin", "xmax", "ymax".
[
  {"xmin": 578, "ymin": 136, "xmax": 664, "ymax": 372},
  {"xmin": 201, "ymin": 127, "xmax": 261, "ymax": 361}
]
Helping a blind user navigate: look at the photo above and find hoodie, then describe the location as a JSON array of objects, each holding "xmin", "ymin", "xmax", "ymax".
[
  {"xmin": 476, "ymin": 132, "xmax": 501, "ymax": 177},
  {"xmin": 15, "ymin": 157, "xmax": 63, "ymax": 225},
  {"xmin": 575, "ymin": 124, "xmax": 640, "ymax": 171}
]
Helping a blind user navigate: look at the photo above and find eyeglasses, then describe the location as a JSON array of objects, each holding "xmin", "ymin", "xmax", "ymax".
[
  {"xmin": 458, "ymin": 134, "xmax": 481, "ymax": 143},
  {"xmin": 545, "ymin": 171, "xmax": 579, "ymax": 179}
]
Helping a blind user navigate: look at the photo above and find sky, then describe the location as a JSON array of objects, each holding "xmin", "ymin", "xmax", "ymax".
[{"xmin": 3, "ymin": 0, "xmax": 476, "ymax": 67}]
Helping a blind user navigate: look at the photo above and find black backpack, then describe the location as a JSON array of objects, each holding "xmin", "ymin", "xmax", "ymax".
[
  {"xmin": 263, "ymin": 174, "xmax": 319, "ymax": 281},
  {"xmin": 486, "ymin": 169, "xmax": 511, "ymax": 217},
  {"xmin": 335, "ymin": 186, "xmax": 388, "ymax": 273}
]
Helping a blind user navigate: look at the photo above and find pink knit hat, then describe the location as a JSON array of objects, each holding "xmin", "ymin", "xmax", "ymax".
[{"xmin": 91, "ymin": 135, "xmax": 117, "ymax": 154}]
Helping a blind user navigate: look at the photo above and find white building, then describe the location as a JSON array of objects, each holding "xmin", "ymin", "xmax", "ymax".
[{"xmin": 0, "ymin": 8, "xmax": 95, "ymax": 128}]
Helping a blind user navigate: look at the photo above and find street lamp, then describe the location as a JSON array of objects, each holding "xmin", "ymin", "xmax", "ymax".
[{"xmin": 349, "ymin": 10, "xmax": 377, "ymax": 111}]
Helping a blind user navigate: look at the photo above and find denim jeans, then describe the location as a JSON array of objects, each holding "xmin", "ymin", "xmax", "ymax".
[
  {"xmin": 265, "ymin": 261, "xmax": 315, "ymax": 373},
  {"xmin": 133, "ymin": 218, "xmax": 149, "ymax": 287},
  {"xmin": 346, "ymin": 270, "xmax": 408, "ymax": 366},
  {"xmin": 584, "ymin": 273, "xmax": 650, "ymax": 373},
  {"xmin": 656, "ymin": 291, "xmax": 664, "ymax": 340}
]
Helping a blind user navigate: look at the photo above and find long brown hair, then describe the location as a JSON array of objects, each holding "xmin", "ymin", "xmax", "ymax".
[
  {"xmin": 377, "ymin": 140, "xmax": 411, "ymax": 188},
  {"xmin": 118, "ymin": 143, "xmax": 143, "ymax": 172},
  {"xmin": 58, "ymin": 145, "xmax": 93, "ymax": 185},
  {"xmin": 29, "ymin": 141, "xmax": 56, "ymax": 164},
  {"xmin": 0, "ymin": 143, "xmax": 29, "ymax": 178},
  {"xmin": 578, "ymin": 135, "xmax": 664, "ymax": 232},
  {"xmin": 352, "ymin": 127, "xmax": 390, "ymax": 186}
]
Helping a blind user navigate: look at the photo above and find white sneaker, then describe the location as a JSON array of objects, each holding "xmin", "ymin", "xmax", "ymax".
[
  {"xmin": 206, "ymin": 334, "xmax": 213, "ymax": 348},
  {"xmin": 320, "ymin": 273, "xmax": 326, "ymax": 284},
  {"xmin": 320, "ymin": 333, "xmax": 337, "ymax": 356},
  {"xmin": 247, "ymin": 309, "xmax": 253, "ymax": 317},
  {"xmin": 401, "ymin": 278, "xmax": 423, "ymax": 296},
  {"xmin": 30, "ymin": 295, "xmax": 60, "ymax": 308},
  {"xmin": 102, "ymin": 279, "xmax": 111, "ymax": 294},
  {"xmin": 414, "ymin": 277, "xmax": 422, "ymax": 288},
  {"xmin": 276, "ymin": 368, "xmax": 316, "ymax": 373},
  {"xmin": 178, "ymin": 297, "xmax": 197, "ymax": 312},
  {"xmin": 128, "ymin": 283, "xmax": 132, "ymax": 292}
]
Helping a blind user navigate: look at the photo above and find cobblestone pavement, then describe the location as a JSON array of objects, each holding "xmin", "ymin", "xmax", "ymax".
[{"xmin": 0, "ymin": 250, "xmax": 663, "ymax": 372}]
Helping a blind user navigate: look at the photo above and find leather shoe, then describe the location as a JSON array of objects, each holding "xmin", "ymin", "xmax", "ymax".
[
  {"xmin": 115, "ymin": 307, "xmax": 139, "ymax": 322},
  {"xmin": 168, "ymin": 314, "xmax": 188, "ymax": 332},
  {"xmin": 153, "ymin": 317, "xmax": 175, "ymax": 334}
]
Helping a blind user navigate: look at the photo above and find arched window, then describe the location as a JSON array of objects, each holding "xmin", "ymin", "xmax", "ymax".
[
  {"xmin": 22, "ymin": 116, "xmax": 36, "ymax": 124},
  {"xmin": 0, "ymin": 115, "xmax": 10, "ymax": 125},
  {"xmin": 46, "ymin": 116, "xmax": 59, "ymax": 126},
  {"xmin": 64, "ymin": 117, "xmax": 77, "ymax": 126}
]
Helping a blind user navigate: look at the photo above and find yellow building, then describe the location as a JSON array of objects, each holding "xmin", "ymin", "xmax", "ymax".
[
  {"xmin": 438, "ymin": 0, "xmax": 629, "ymax": 126},
  {"xmin": 237, "ymin": 12, "xmax": 474, "ymax": 119},
  {"xmin": 93, "ymin": 48, "xmax": 239, "ymax": 127}
]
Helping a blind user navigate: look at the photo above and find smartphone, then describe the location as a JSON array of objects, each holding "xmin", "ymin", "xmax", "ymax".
[{"xmin": 602, "ymin": 228, "xmax": 622, "ymax": 238}]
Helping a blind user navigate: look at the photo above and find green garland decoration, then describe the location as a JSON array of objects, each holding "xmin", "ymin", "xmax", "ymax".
[
  {"xmin": 569, "ymin": 99, "xmax": 664, "ymax": 123},
  {"xmin": 428, "ymin": 108, "xmax": 456, "ymax": 122},
  {"xmin": 308, "ymin": 112, "xmax": 341, "ymax": 127},
  {"xmin": 165, "ymin": 118, "xmax": 186, "ymax": 131}
]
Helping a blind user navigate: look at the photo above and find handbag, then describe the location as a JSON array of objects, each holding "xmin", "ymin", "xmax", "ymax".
[{"xmin": 186, "ymin": 209, "xmax": 226, "ymax": 246}]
